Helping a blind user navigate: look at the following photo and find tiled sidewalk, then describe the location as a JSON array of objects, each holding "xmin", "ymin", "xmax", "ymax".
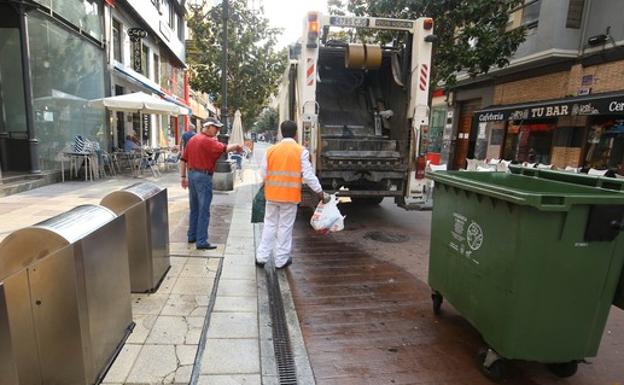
[
  {"xmin": 98, "ymin": 167, "xmax": 263, "ymax": 385},
  {"xmin": 0, "ymin": 164, "xmax": 267, "ymax": 385}
]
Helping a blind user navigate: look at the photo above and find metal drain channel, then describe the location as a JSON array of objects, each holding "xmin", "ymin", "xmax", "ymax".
[{"xmin": 265, "ymin": 264, "xmax": 298, "ymax": 385}]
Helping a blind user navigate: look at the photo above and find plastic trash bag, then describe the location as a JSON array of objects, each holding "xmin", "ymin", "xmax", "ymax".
[
  {"xmin": 310, "ymin": 195, "xmax": 345, "ymax": 234},
  {"xmin": 251, "ymin": 185, "xmax": 265, "ymax": 223}
]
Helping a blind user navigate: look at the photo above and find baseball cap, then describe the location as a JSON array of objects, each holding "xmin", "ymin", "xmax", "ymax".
[{"xmin": 203, "ymin": 117, "xmax": 224, "ymax": 128}]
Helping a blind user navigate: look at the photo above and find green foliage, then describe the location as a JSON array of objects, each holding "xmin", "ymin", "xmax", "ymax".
[
  {"xmin": 187, "ymin": 0, "xmax": 286, "ymax": 125},
  {"xmin": 252, "ymin": 107, "xmax": 278, "ymax": 134},
  {"xmin": 335, "ymin": 0, "xmax": 527, "ymax": 89}
]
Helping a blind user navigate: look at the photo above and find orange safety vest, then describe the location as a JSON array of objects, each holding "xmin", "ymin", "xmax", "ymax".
[{"xmin": 265, "ymin": 140, "xmax": 304, "ymax": 203}]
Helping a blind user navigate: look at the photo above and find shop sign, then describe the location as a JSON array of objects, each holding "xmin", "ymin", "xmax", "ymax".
[
  {"xmin": 128, "ymin": 28, "xmax": 147, "ymax": 74},
  {"xmin": 475, "ymin": 93, "xmax": 624, "ymax": 123},
  {"xmin": 131, "ymin": 40, "xmax": 142, "ymax": 73},
  {"xmin": 478, "ymin": 112, "xmax": 504, "ymax": 122}
]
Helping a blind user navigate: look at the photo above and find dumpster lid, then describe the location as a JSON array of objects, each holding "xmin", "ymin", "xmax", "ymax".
[
  {"xmin": 0, "ymin": 204, "xmax": 116, "ymax": 280},
  {"xmin": 427, "ymin": 171, "xmax": 624, "ymax": 211},
  {"xmin": 122, "ymin": 182, "xmax": 163, "ymax": 200},
  {"xmin": 509, "ymin": 165, "xmax": 624, "ymax": 192},
  {"xmin": 100, "ymin": 182, "xmax": 163, "ymax": 214}
]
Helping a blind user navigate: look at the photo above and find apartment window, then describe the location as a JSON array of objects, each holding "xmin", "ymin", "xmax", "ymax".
[
  {"xmin": 163, "ymin": 0, "xmax": 175, "ymax": 29},
  {"xmin": 162, "ymin": 0, "xmax": 171, "ymax": 26},
  {"xmin": 141, "ymin": 45, "xmax": 150, "ymax": 77},
  {"xmin": 153, "ymin": 53, "xmax": 160, "ymax": 82},
  {"xmin": 521, "ymin": 0, "xmax": 541, "ymax": 28},
  {"xmin": 566, "ymin": 0, "xmax": 585, "ymax": 29},
  {"xmin": 177, "ymin": 14, "xmax": 184, "ymax": 40},
  {"xmin": 507, "ymin": 0, "xmax": 541, "ymax": 31},
  {"xmin": 112, "ymin": 18, "xmax": 122, "ymax": 62}
]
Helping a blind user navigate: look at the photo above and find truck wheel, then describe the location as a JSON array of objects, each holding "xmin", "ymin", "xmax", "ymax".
[
  {"xmin": 546, "ymin": 361, "xmax": 577, "ymax": 378},
  {"xmin": 431, "ymin": 292, "xmax": 443, "ymax": 315},
  {"xmin": 478, "ymin": 349, "xmax": 507, "ymax": 382}
]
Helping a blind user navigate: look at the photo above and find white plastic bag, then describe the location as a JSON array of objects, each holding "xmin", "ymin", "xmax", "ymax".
[{"xmin": 310, "ymin": 195, "xmax": 345, "ymax": 234}]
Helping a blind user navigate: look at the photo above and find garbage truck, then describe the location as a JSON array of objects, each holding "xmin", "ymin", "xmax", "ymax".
[{"xmin": 277, "ymin": 13, "xmax": 435, "ymax": 208}]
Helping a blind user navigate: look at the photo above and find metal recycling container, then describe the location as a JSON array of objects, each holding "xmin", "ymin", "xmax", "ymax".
[
  {"xmin": 0, "ymin": 205, "xmax": 133, "ymax": 385},
  {"xmin": 427, "ymin": 171, "xmax": 624, "ymax": 374},
  {"xmin": 101, "ymin": 182, "xmax": 170, "ymax": 292}
]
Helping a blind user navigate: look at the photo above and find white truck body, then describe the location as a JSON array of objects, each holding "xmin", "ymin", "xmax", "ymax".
[{"xmin": 277, "ymin": 13, "xmax": 434, "ymax": 208}]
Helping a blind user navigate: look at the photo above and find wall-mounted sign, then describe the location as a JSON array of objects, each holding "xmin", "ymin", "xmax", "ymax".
[
  {"xmin": 581, "ymin": 74, "xmax": 594, "ymax": 86},
  {"xmin": 131, "ymin": 40, "xmax": 143, "ymax": 73},
  {"xmin": 128, "ymin": 28, "xmax": 147, "ymax": 74}
]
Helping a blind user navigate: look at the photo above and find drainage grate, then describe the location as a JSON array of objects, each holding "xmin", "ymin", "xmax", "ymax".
[{"xmin": 265, "ymin": 265, "xmax": 298, "ymax": 385}]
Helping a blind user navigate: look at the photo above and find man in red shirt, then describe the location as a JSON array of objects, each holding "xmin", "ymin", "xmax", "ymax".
[{"xmin": 180, "ymin": 117, "xmax": 242, "ymax": 249}]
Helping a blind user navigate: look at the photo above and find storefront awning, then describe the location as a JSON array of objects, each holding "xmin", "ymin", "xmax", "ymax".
[{"xmin": 475, "ymin": 91, "xmax": 624, "ymax": 123}]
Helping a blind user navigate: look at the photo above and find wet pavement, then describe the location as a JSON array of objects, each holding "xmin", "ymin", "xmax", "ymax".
[{"xmin": 288, "ymin": 203, "xmax": 624, "ymax": 384}]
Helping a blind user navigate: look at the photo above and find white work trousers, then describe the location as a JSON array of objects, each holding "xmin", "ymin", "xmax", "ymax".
[{"xmin": 256, "ymin": 201, "xmax": 298, "ymax": 268}]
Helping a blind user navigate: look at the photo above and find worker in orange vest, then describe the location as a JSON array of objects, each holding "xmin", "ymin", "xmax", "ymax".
[{"xmin": 256, "ymin": 120, "xmax": 329, "ymax": 269}]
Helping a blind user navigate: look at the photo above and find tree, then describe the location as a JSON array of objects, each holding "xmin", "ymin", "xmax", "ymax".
[
  {"xmin": 187, "ymin": 0, "xmax": 286, "ymax": 125},
  {"xmin": 330, "ymin": 0, "xmax": 527, "ymax": 89},
  {"xmin": 253, "ymin": 107, "xmax": 278, "ymax": 135}
]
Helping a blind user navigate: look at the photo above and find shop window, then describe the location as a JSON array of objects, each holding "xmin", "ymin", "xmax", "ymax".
[
  {"xmin": 0, "ymin": 27, "xmax": 28, "ymax": 136},
  {"xmin": 112, "ymin": 18, "xmax": 123, "ymax": 63},
  {"xmin": 428, "ymin": 107, "xmax": 446, "ymax": 153},
  {"xmin": 34, "ymin": 0, "xmax": 103, "ymax": 41},
  {"xmin": 503, "ymin": 121, "xmax": 555, "ymax": 163},
  {"xmin": 28, "ymin": 13, "xmax": 106, "ymax": 170},
  {"xmin": 585, "ymin": 119, "xmax": 624, "ymax": 171}
]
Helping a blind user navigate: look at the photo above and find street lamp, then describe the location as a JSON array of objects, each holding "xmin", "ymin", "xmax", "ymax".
[{"xmin": 214, "ymin": 0, "xmax": 233, "ymax": 189}]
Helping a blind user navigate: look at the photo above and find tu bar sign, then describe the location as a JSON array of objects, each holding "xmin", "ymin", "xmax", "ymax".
[{"xmin": 128, "ymin": 28, "xmax": 147, "ymax": 74}]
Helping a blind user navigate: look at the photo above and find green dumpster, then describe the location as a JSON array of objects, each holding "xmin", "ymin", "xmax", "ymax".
[
  {"xmin": 427, "ymin": 171, "xmax": 624, "ymax": 380},
  {"xmin": 508, "ymin": 165, "xmax": 624, "ymax": 310}
]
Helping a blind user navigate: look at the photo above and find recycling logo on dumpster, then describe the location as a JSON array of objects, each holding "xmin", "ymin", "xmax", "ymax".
[
  {"xmin": 466, "ymin": 222, "xmax": 483, "ymax": 251},
  {"xmin": 450, "ymin": 214, "xmax": 484, "ymax": 264}
]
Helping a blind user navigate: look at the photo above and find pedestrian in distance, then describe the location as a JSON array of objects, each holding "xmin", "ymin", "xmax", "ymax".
[
  {"xmin": 256, "ymin": 120, "xmax": 330, "ymax": 269},
  {"xmin": 180, "ymin": 117, "xmax": 242, "ymax": 250},
  {"xmin": 180, "ymin": 123, "xmax": 196, "ymax": 153}
]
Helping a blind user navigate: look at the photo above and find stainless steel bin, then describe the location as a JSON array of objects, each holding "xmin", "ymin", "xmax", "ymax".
[
  {"xmin": 101, "ymin": 182, "xmax": 170, "ymax": 292},
  {"xmin": 0, "ymin": 205, "xmax": 133, "ymax": 385}
]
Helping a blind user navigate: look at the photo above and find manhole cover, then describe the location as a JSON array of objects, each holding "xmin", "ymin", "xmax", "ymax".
[{"xmin": 364, "ymin": 231, "xmax": 409, "ymax": 243}]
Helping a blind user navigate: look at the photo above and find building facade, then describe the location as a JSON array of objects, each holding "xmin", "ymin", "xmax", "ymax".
[
  {"xmin": 0, "ymin": 0, "xmax": 107, "ymax": 174},
  {"xmin": 105, "ymin": 0, "xmax": 190, "ymax": 150},
  {"xmin": 444, "ymin": 0, "xmax": 624, "ymax": 175},
  {"xmin": 0, "ymin": 0, "xmax": 189, "ymax": 178}
]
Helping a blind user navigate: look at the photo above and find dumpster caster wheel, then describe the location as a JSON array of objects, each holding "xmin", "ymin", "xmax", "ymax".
[
  {"xmin": 547, "ymin": 361, "xmax": 577, "ymax": 378},
  {"xmin": 478, "ymin": 349, "xmax": 506, "ymax": 382},
  {"xmin": 431, "ymin": 292, "xmax": 443, "ymax": 315}
]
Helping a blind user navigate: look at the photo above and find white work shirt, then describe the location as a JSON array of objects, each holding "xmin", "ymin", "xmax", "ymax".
[{"xmin": 261, "ymin": 138, "xmax": 322, "ymax": 194}]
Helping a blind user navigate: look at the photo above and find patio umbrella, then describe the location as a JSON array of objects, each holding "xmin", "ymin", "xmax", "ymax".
[
  {"xmin": 230, "ymin": 109, "xmax": 245, "ymax": 146},
  {"xmin": 88, "ymin": 92, "xmax": 188, "ymax": 115},
  {"xmin": 88, "ymin": 92, "xmax": 189, "ymax": 145}
]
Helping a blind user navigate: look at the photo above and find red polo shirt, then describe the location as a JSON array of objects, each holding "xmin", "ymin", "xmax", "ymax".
[{"xmin": 181, "ymin": 133, "xmax": 226, "ymax": 172}]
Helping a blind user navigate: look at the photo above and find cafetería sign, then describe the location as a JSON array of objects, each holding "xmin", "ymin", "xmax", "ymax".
[{"xmin": 475, "ymin": 92, "xmax": 624, "ymax": 123}]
